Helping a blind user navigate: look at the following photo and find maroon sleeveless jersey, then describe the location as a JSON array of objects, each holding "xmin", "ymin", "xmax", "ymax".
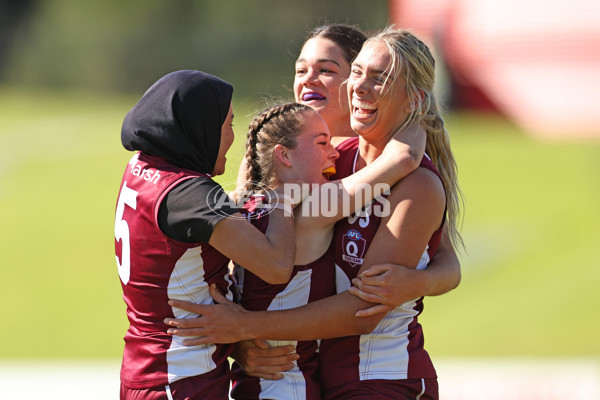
[
  {"xmin": 230, "ymin": 197, "xmax": 336, "ymax": 400},
  {"xmin": 115, "ymin": 152, "xmax": 234, "ymax": 391},
  {"xmin": 320, "ymin": 137, "xmax": 444, "ymax": 395}
]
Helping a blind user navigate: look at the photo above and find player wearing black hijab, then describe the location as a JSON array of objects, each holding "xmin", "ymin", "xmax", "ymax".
[{"xmin": 116, "ymin": 70, "xmax": 297, "ymax": 400}]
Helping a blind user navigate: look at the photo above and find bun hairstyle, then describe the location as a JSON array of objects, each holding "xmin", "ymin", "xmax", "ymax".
[
  {"xmin": 242, "ymin": 102, "xmax": 312, "ymax": 194},
  {"xmin": 371, "ymin": 27, "xmax": 464, "ymax": 251}
]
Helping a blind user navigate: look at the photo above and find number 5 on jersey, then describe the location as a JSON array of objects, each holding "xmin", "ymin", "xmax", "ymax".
[{"xmin": 115, "ymin": 182, "xmax": 138, "ymax": 284}]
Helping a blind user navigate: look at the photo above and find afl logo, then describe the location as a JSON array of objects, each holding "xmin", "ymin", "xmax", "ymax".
[{"xmin": 346, "ymin": 229, "xmax": 361, "ymax": 240}]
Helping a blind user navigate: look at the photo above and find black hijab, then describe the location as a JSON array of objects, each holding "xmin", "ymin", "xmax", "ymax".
[{"xmin": 121, "ymin": 70, "xmax": 233, "ymax": 174}]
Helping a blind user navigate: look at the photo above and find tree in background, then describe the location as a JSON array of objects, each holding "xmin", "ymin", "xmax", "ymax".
[
  {"xmin": 0, "ymin": 0, "xmax": 36, "ymax": 76},
  {"xmin": 0, "ymin": 0, "xmax": 388, "ymax": 98}
]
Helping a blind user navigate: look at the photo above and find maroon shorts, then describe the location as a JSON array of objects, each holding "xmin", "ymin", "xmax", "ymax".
[
  {"xmin": 324, "ymin": 378, "xmax": 438, "ymax": 400},
  {"xmin": 120, "ymin": 363, "xmax": 231, "ymax": 400}
]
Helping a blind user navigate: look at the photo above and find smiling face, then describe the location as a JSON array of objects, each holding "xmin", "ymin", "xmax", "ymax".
[
  {"xmin": 294, "ymin": 37, "xmax": 352, "ymax": 133},
  {"xmin": 211, "ymin": 103, "xmax": 234, "ymax": 176},
  {"xmin": 347, "ymin": 40, "xmax": 412, "ymax": 143},
  {"xmin": 284, "ymin": 109, "xmax": 339, "ymax": 185}
]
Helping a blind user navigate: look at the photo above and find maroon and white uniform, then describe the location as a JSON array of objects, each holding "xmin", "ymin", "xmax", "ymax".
[
  {"xmin": 230, "ymin": 197, "xmax": 336, "ymax": 400},
  {"xmin": 319, "ymin": 137, "xmax": 444, "ymax": 397},
  {"xmin": 115, "ymin": 152, "xmax": 235, "ymax": 393}
]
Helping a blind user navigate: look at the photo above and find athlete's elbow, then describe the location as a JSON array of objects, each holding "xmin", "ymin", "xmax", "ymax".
[
  {"xmin": 440, "ymin": 268, "xmax": 461, "ymax": 294},
  {"xmin": 395, "ymin": 150, "xmax": 422, "ymax": 179},
  {"xmin": 262, "ymin": 261, "xmax": 293, "ymax": 285},
  {"xmin": 407, "ymin": 148, "xmax": 422, "ymax": 171},
  {"xmin": 355, "ymin": 318, "xmax": 380, "ymax": 335},
  {"xmin": 451, "ymin": 268, "xmax": 462, "ymax": 290},
  {"xmin": 446, "ymin": 260, "xmax": 462, "ymax": 292}
]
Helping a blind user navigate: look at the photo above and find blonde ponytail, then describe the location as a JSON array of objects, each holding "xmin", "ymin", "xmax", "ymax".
[{"xmin": 372, "ymin": 27, "xmax": 464, "ymax": 251}]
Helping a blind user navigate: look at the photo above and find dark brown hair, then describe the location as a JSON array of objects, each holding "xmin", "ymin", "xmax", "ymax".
[{"xmin": 304, "ymin": 24, "xmax": 367, "ymax": 64}]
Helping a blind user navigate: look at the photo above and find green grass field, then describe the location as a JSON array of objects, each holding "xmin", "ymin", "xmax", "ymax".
[{"xmin": 1, "ymin": 87, "xmax": 599, "ymax": 360}]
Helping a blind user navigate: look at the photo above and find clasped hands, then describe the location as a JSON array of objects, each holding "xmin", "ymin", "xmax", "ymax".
[{"xmin": 164, "ymin": 263, "xmax": 425, "ymax": 379}]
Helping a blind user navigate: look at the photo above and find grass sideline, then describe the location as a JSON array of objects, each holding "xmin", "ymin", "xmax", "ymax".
[{"xmin": 0, "ymin": 87, "xmax": 599, "ymax": 359}]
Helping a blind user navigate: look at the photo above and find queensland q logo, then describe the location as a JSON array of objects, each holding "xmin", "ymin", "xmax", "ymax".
[{"xmin": 342, "ymin": 229, "xmax": 366, "ymax": 268}]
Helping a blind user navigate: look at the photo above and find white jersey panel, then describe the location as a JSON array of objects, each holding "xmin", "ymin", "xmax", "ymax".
[
  {"xmin": 166, "ymin": 247, "xmax": 233, "ymax": 383},
  {"xmin": 416, "ymin": 245, "xmax": 431, "ymax": 271},
  {"xmin": 334, "ymin": 263, "xmax": 351, "ymax": 294},
  {"xmin": 358, "ymin": 247, "xmax": 431, "ymax": 381},
  {"xmin": 259, "ymin": 269, "xmax": 313, "ymax": 400}
]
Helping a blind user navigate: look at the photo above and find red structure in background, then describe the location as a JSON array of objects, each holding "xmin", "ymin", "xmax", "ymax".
[{"xmin": 389, "ymin": 0, "xmax": 600, "ymax": 139}]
